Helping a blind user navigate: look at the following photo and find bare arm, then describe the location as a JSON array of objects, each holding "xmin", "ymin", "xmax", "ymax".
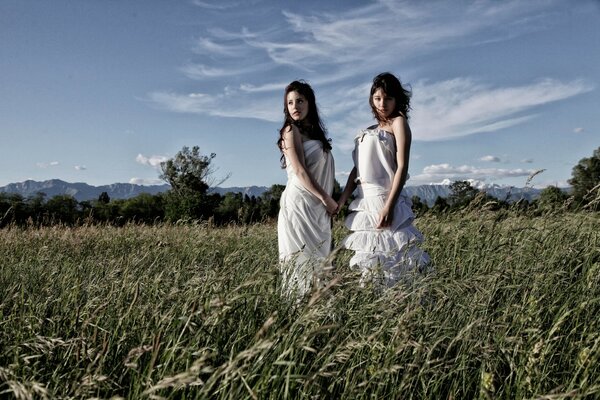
[
  {"xmin": 377, "ymin": 116, "xmax": 411, "ymax": 228},
  {"xmin": 282, "ymin": 125, "xmax": 338, "ymax": 214},
  {"xmin": 337, "ymin": 166, "xmax": 357, "ymax": 209}
]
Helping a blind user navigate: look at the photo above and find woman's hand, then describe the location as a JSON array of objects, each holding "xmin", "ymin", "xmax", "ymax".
[
  {"xmin": 376, "ymin": 206, "xmax": 394, "ymax": 229},
  {"xmin": 324, "ymin": 196, "xmax": 339, "ymax": 215}
]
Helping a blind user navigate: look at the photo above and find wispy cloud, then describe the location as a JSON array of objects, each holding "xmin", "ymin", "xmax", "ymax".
[
  {"xmin": 136, "ymin": 153, "xmax": 169, "ymax": 168},
  {"xmin": 129, "ymin": 177, "xmax": 164, "ymax": 186},
  {"xmin": 322, "ymin": 77, "xmax": 593, "ymax": 151},
  {"xmin": 192, "ymin": 38, "xmax": 246, "ymax": 57},
  {"xmin": 191, "ymin": 0, "xmax": 241, "ymax": 10},
  {"xmin": 147, "ymin": 0, "xmax": 592, "ymax": 150},
  {"xmin": 573, "ymin": 127, "xmax": 585, "ymax": 133},
  {"xmin": 480, "ymin": 155, "xmax": 501, "ymax": 162},
  {"xmin": 180, "ymin": 62, "xmax": 274, "ymax": 80},
  {"xmin": 147, "ymin": 90, "xmax": 280, "ymax": 122},
  {"xmin": 189, "ymin": 0, "xmax": 561, "ymax": 78},
  {"xmin": 410, "ymin": 78, "xmax": 593, "ymax": 141},
  {"xmin": 159, "ymin": 0, "xmax": 564, "ymax": 91},
  {"xmin": 410, "ymin": 163, "xmax": 535, "ymax": 185},
  {"xmin": 180, "ymin": 64, "xmax": 239, "ymax": 79},
  {"xmin": 36, "ymin": 161, "xmax": 60, "ymax": 168},
  {"xmin": 74, "ymin": 165, "xmax": 87, "ymax": 171}
]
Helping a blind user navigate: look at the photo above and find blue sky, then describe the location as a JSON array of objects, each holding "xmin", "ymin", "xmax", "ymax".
[{"xmin": 1, "ymin": 0, "xmax": 598, "ymax": 189}]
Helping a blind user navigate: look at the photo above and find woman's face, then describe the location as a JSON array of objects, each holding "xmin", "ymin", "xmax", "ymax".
[
  {"xmin": 286, "ymin": 91, "xmax": 309, "ymax": 122},
  {"xmin": 372, "ymin": 88, "xmax": 396, "ymax": 119}
]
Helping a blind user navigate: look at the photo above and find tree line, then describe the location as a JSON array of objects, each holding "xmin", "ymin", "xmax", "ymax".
[
  {"xmin": 1, "ymin": 146, "xmax": 598, "ymax": 227},
  {"xmin": 0, "ymin": 185, "xmax": 287, "ymax": 227}
]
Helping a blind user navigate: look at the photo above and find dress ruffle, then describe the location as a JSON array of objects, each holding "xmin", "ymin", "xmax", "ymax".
[
  {"xmin": 342, "ymin": 127, "xmax": 431, "ymax": 287},
  {"xmin": 344, "ymin": 191, "xmax": 415, "ymax": 232},
  {"xmin": 341, "ymin": 186, "xmax": 430, "ymax": 287}
]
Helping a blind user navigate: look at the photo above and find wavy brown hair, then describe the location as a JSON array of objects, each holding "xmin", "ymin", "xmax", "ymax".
[
  {"xmin": 277, "ymin": 80, "xmax": 331, "ymax": 168},
  {"xmin": 369, "ymin": 72, "xmax": 412, "ymax": 123}
]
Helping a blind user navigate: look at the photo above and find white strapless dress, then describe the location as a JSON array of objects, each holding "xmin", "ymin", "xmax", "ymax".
[
  {"xmin": 342, "ymin": 128, "xmax": 430, "ymax": 287},
  {"xmin": 278, "ymin": 139, "xmax": 335, "ymax": 298}
]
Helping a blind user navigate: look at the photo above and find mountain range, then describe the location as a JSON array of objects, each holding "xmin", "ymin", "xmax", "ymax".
[{"xmin": 0, "ymin": 179, "xmax": 548, "ymax": 206}]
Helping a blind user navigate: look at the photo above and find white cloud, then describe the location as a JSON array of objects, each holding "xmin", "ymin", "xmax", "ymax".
[
  {"xmin": 573, "ymin": 127, "xmax": 585, "ymax": 133},
  {"xmin": 172, "ymin": 0, "xmax": 565, "ymax": 103},
  {"xmin": 193, "ymin": 38, "xmax": 239, "ymax": 56},
  {"xmin": 410, "ymin": 78, "xmax": 593, "ymax": 141},
  {"xmin": 319, "ymin": 76, "xmax": 593, "ymax": 152},
  {"xmin": 147, "ymin": 91, "xmax": 280, "ymax": 122},
  {"xmin": 521, "ymin": 158, "xmax": 534, "ymax": 163},
  {"xmin": 136, "ymin": 153, "xmax": 169, "ymax": 168},
  {"xmin": 145, "ymin": 0, "xmax": 592, "ymax": 155},
  {"xmin": 192, "ymin": 0, "xmax": 562, "ymax": 76},
  {"xmin": 180, "ymin": 62, "xmax": 273, "ymax": 80},
  {"xmin": 36, "ymin": 161, "xmax": 60, "ymax": 168},
  {"xmin": 410, "ymin": 163, "xmax": 535, "ymax": 185},
  {"xmin": 480, "ymin": 155, "xmax": 501, "ymax": 162},
  {"xmin": 239, "ymin": 82, "xmax": 289, "ymax": 93},
  {"xmin": 129, "ymin": 178, "xmax": 164, "ymax": 186},
  {"xmin": 74, "ymin": 165, "xmax": 87, "ymax": 171},
  {"xmin": 191, "ymin": 1, "xmax": 237, "ymax": 10}
]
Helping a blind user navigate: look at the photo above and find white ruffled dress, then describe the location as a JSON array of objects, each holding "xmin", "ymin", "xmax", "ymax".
[{"xmin": 342, "ymin": 128, "xmax": 430, "ymax": 286}]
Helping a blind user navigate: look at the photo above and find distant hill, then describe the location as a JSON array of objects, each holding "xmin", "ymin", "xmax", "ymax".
[
  {"xmin": 403, "ymin": 183, "xmax": 546, "ymax": 206},
  {"xmin": 0, "ymin": 179, "xmax": 548, "ymax": 205},
  {"xmin": 0, "ymin": 179, "xmax": 171, "ymax": 202}
]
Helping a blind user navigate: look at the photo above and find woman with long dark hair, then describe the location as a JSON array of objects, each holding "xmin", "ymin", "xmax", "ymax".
[
  {"xmin": 337, "ymin": 72, "xmax": 430, "ymax": 287},
  {"xmin": 277, "ymin": 80, "xmax": 337, "ymax": 299}
]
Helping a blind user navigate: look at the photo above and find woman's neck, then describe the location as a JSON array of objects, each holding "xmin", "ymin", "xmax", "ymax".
[{"xmin": 377, "ymin": 122, "xmax": 392, "ymax": 132}]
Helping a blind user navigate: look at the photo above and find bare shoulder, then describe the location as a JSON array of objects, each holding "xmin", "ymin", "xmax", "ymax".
[
  {"xmin": 391, "ymin": 114, "xmax": 412, "ymax": 140},
  {"xmin": 282, "ymin": 124, "xmax": 294, "ymax": 135},
  {"xmin": 391, "ymin": 115, "xmax": 411, "ymax": 134},
  {"xmin": 283, "ymin": 124, "xmax": 303, "ymax": 151},
  {"xmin": 282, "ymin": 124, "xmax": 298, "ymax": 140}
]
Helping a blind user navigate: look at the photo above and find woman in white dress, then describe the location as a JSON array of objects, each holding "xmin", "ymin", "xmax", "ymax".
[
  {"xmin": 277, "ymin": 81, "xmax": 337, "ymax": 299},
  {"xmin": 337, "ymin": 73, "xmax": 430, "ymax": 287}
]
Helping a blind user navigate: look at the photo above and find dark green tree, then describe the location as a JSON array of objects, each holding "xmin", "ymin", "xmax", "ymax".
[
  {"xmin": 160, "ymin": 146, "xmax": 220, "ymax": 195},
  {"xmin": 98, "ymin": 191, "xmax": 110, "ymax": 204},
  {"xmin": 332, "ymin": 179, "xmax": 342, "ymax": 201},
  {"xmin": 431, "ymin": 196, "xmax": 449, "ymax": 214},
  {"xmin": 448, "ymin": 180, "xmax": 479, "ymax": 209},
  {"xmin": 159, "ymin": 146, "xmax": 228, "ymax": 221},
  {"xmin": 568, "ymin": 146, "xmax": 600, "ymax": 209},
  {"xmin": 0, "ymin": 193, "xmax": 27, "ymax": 226},
  {"xmin": 45, "ymin": 195, "xmax": 79, "ymax": 225},
  {"xmin": 259, "ymin": 184, "xmax": 285, "ymax": 220},
  {"xmin": 92, "ymin": 198, "xmax": 120, "ymax": 223},
  {"xmin": 216, "ymin": 192, "xmax": 243, "ymax": 223},
  {"xmin": 411, "ymin": 195, "xmax": 428, "ymax": 216},
  {"xmin": 119, "ymin": 193, "xmax": 164, "ymax": 223},
  {"xmin": 26, "ymin": 192, "xmax": 47, "ymax": 224},
  {"xmin": 538, "ymin": 185, "xmax": 569, "ymax": 212},
  {"xmin": 240, "ymin": 194, "xmax": 260, "ymax": 224}
]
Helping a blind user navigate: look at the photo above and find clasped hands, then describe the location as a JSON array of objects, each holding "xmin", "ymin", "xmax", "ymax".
[{"xmin": 323, "ymin": 197, "xmax": 339, "ymax": 215}]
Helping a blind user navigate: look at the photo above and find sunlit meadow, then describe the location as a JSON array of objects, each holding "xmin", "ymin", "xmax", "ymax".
[{"xmin": 1, "ymin": 211, "xmax": 599, "ymax": 399}]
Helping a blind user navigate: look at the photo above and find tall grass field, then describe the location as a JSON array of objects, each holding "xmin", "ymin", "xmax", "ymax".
[{"xmin": 1, "ymin": 211, "xmax": 599, "ymax": 399}]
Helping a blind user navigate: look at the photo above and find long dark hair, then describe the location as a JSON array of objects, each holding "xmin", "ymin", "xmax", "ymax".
[
  {"xmin": 369, "ymin": 72, "xmax": 412, "ymax": 122},
  {"xmin": 277, "ymin": 80, "xmax": 331, "ymax": 168}
]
